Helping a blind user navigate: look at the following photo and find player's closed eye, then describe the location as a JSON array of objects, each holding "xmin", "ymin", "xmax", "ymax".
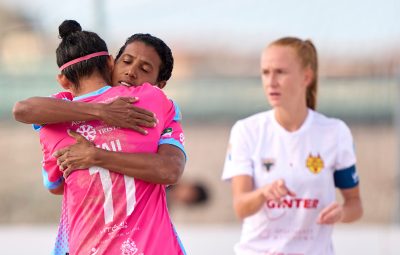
[{"xmin": 142, "ymin": 66, "xmax": 152, "ymax": 73}]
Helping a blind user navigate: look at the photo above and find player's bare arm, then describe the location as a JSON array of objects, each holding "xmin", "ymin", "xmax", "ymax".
[
  {"xmin": 231, "ymin": 175, "xmax": 265, "ymax": 219},
  {"xmin": 13, "ymin": 96, "xmax": 157, "ymax": 134},
  {"xmin": 48, "ymin": 182, "xmax": 64, "ymax": 195},
  {"xmin": 54, "ymin": 130, "xmax": 185, "ymax": 184},
  {"xmin": 339, "ymin": 186, "xmax": 363, "ymax": 222},
  {"xmin": 232, "ymin": 177, "xmax": 296, "ymax": 219},
  {"xmin": 317, "ymin": 186, "xmax": 363, "ymax": 224}
]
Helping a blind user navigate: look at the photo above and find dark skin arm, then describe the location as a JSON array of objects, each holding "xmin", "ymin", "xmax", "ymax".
[
  {"xmin": 54, "ymin": 130, "xmax": 185, "ymax": 184},
  {"xmin": 48, "ymin": 182, "xmax": 64, "ymax": 195},
  {"xmin": 13, "ymin": 96, "xmax": 157, "ymax": 134},
  {"xmin": 14, "ymin": 96, "xmax": 183, "ymax": 189}
]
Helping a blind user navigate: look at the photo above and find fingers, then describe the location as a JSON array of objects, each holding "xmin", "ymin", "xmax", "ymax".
[
  {"xmin": 118, "ymin": 97, "xmax": 139, "ymax": 104},
  {"xmin": 123, "ymin": 114, "xmax": 158, "ymax": 134},
  {"xmin": 287, "ymin": 189, "xmax": 297, "ymax": 197},
  {"xmin": 57, "ymin": 155, "xmax": 70, "ymax": 171},
  {"xmin": 63, "ymin": 166, "xmax": 73, "ymax": 179},
  {"xmin": 67, "ymin": 129, "xmax": 89, "ymax": 143},
  {"xmin": 62, "ymin": 164, "xmax": 80, "ymax": 179},
  {"xmin": 130, "ymin": 126, "xmax": 148, "ymax": 135},
  {"xmin": 317, "ymin": 202, "xmax": 342, "ymax": 224},
  {"xmin": 276, "ymin": 179, "xmax": 296, "ymax": 197},
  {"xmin": 123, "ymin": 108, "xmax": 157, "ymax": 130},
  {"xmin": 110, "ymin": 116, "xmax": 155, "ymax": 132},
  {"xmin": 105, "ymin": 97, "xmax": 158, "ymax": 129},
  {"xmin": 262, "ymin": 179, "xmax": 297, "ymax": 204},
  {"xmin": 133, "ymin": 118, "xmax": 157, "ymax": 128},
  {"xmin": 269, "ymin": 181, "xmax": 285, "ymax": 199},
  {"xmin": 54, "ymin": 148, "xmax": 76, "ymax": 172},
  {"xmin": 58, "ymin": 157, "xmax": 81, "ymax": 179},
  {"xmin": 129, "ymin": 105, "xmax": 157, "ymax": 119},
  {"xmin": 274, "ymin": 179, "xmax": 296, "ymax": 197},
  {"xmin": 263, "ymin": 179, "xmax": 294, "ymax": 201},
  {"xmin": 53, "ymin": 148, "xmax": 68, "ymax": 158},
  {"xmin": 269, "ymin": 188, "xmax": 285, "ymax": 202},
  {"xmin": 56, "ymin": 150, "xmax": 68, "ymax": 168}
]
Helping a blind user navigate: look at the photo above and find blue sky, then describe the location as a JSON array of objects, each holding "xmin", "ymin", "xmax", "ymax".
[{"xmin": 2, "ymin": 0, "xmax": 399, "ymax": 56}]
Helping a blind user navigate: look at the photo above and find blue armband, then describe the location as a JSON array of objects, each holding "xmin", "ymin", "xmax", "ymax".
[{"xmin": 334, "ymin": 165, "xmax": 359, "ymax": 189}]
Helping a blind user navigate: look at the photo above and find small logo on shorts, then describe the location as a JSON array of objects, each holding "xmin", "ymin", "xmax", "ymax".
[
  {"xmin": 90, "ymin": 247, "xmax": 99, "ymax": 255},
  {"xmin": 352, "ymin": 171, "xmax": 359, "ymax": 183},
  {"xmin": 306, "ymin": 153, "xmax": 324, "ymax": 174},
  {"xmin": 120, "ymin": 238, "xmax": 143, "ymax": 255},
  {"xmin": 262, "ymin": 158, "xmax": 275, "ymax": 172}
]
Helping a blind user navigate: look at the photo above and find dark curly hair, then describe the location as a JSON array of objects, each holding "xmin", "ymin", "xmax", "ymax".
[{"xmin": 115, "ymin": 33, "xmax": 173, "ymax": 82}]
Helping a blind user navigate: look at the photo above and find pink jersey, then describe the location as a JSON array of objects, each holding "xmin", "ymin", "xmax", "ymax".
[{"xmin": 40, "ymin": 84, "xmax": 186, "ymax": 255}]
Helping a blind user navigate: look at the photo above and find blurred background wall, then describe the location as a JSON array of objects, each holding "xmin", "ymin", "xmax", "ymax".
[{"xmin": 0, "ymin": 0, "xmax": 399, "ymax": 234}]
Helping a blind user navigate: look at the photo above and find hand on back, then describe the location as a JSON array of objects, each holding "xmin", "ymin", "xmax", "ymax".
[
  {"xmin": 100, "ymin": 97, "xmax": 158, "ymax": 135},
  {"xmin": 53, "ymin": 130, "xmax": 96, "ymax": 178}
]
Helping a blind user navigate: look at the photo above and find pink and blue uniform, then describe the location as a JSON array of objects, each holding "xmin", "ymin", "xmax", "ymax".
[{"xmin": 39, "ymin": 83, "xmax": 186, "ymax": 255}]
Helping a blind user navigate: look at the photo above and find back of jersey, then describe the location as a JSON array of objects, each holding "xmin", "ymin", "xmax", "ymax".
[{"xmin": 61, "ymin": 84, "xmax": 185, "ymax": 255}]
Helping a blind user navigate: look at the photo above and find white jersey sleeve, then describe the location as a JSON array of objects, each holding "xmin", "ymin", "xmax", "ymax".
[
  {"xmin": 335, "ymin": 120, "xmax": 356, "ymax": 169},
  {"xmin": 334, "ymin": 120, "xmax": 359, "ymax": 188},
  {"xmin": 222, "ymin": 120, "xmax": 254, "ymax": 180}
]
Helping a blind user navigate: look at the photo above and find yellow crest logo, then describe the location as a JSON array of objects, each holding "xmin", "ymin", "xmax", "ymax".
[{"xmin": 306, "ymin": 153, "xmax": 324, "ymax": 174}]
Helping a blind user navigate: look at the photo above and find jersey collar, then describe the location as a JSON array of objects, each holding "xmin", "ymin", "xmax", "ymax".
[
  {"xmin": 73, "ymin": 85, "xmax": 112, "ymax": 101},
  {"xmin": 272, "ymin": 108, "xmax": 314, "ymax": 136}
]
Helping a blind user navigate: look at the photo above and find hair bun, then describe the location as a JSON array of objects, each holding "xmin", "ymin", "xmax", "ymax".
[{"xmin": 59, "ymin": 20, "xmax": 82, "ymax": 39}]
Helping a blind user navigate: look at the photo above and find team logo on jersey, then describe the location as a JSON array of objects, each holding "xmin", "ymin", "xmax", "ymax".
[
  {"xmin": 76, "ymin": 124, "xmax": 96, "ymax": 141},
  {"xmin": 306, "ymin": 153, "xmax": 324, "ymax": 174},
  {"xmin": 161, "ymin": 127, "xmax": 173, "ymax": 138},
  {"xmin": 262, "ymin": 158, "xmax": 275, "ymax": 172}
]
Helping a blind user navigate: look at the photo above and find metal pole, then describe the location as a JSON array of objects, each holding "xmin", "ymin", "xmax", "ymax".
[
  {"xmin": 395, "ymin": 64, "xmax": 400, "ymax": 225},
  {"xmin": 93, "ymin": 0, "xmax": 106, "ymax": 39}
]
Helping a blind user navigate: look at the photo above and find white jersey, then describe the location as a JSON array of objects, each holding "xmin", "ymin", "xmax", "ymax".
[{"xmin": 222, "ymin": 109, "xmax": 359, "ymax": 255}]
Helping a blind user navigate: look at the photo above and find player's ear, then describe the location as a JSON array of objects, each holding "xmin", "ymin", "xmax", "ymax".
[
  {"xmin": 107, "ymin": 55, "xmax": 115, "ymax": 71},
  {"xmin": 56, "ymin": 74, "xmax": 73, "ymax": 90},
  {"xmin": 303, "ymin": 66, "xmax": 313, "ymax": 88},
  {"xmin": 156, "ymin": 80, "xmax": 167, "ymax": 89}
]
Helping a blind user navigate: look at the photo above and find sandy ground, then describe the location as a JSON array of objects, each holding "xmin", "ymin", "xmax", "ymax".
[
  {"xmin": 0, "ymin": 224, "xmax": 399, "ymax": 255},
  {"xmin": 0, "ymin": 121, "xmax": 399, "ymax": 226}
]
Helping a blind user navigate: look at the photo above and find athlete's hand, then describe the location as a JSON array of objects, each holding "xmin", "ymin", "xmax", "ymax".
[
  {"xmin": 261, "ymin": 179, "xmax": 296, "ymax": 202},
  {"xmin": 53, "ymin": 130, "xmax": 96, "ymax": 178},
  {"xmin": 99, "ymin": 97, "xmax": 157, "ymax": 135},
  {"xmin": 317, "ymin": 202, "xmax": 344, "ymax": 224}
]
